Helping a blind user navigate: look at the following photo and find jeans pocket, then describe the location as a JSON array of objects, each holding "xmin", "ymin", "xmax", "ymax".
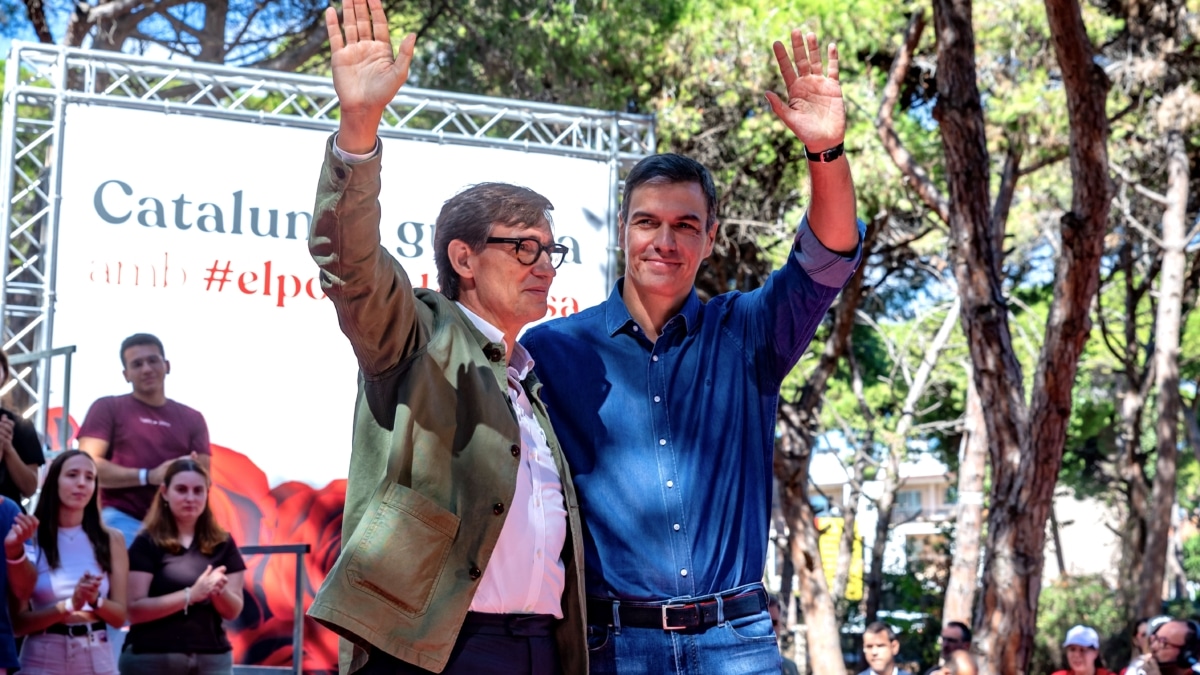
[
  {"xmin": 346, "ymin": 483, "xmax": 461, "ymax": 618},
  {"xmin": 726, "ymin": 612, "xmax": 777, "ymax": 643},
  {"xmin": 87, "ymin": 637, "xmax": 117, "ymax": 675},
  {"xmin": 586, "ymin": 624, "xmax": 611, "ymax": 652}
]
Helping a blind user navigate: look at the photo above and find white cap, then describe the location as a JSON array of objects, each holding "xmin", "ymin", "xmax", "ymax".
[{"xmin": 1063, "ymin": 625, "xmax": 1100, "ymax": 650}]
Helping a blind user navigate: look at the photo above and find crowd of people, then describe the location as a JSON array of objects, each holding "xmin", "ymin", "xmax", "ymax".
[
  {"xmin": 837, "ymin": 616, "xmax": 1200, "ymax": 675},
  {"xmin": 0, "ymin": 339, "xmax": 244, "ymax": 675}
]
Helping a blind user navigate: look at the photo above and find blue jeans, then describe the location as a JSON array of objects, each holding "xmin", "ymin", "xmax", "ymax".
[
  {"xmin": 117, "ymin": 650, "xmax": 232, "ymax": 675},
  {"xmin": 586, "ymin": 584, "xmax": 782, "ymax": 675},
  {"xmin": 100, "ymin": 507, "xmax": 141, "ymax": 661},
  {"xmin": 101, "ymin": 507, "xmax": 143, "ymax": 547}
]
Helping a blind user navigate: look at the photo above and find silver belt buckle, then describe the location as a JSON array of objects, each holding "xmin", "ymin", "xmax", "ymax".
[{"xmin": 661, "ymin": 603, "xmax": 688, "ymax": 631}]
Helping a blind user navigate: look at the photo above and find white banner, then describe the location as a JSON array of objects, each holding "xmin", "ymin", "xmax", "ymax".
[{"xmin": 52, "ymin": 104, "xmax": 612, "ymax": 485}]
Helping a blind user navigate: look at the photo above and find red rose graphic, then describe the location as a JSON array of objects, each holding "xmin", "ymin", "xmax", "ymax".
[{"xmin": 208, "ymin": 444, "xmax": 344, "ymax": 674}]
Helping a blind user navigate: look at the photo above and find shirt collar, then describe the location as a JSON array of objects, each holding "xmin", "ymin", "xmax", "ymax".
[
  {"xmin": 456, "ymin": 302, "xmax": 535, "ymax": 379},
  {"xmin": 603, "ymin": 278, "xmax": 702, "ymax": 337}
]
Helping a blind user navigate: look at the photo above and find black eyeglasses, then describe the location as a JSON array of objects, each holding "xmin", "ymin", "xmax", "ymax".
[{"xmin": 486, "ymin": 237, "xmax": 570, "ymax": 269}]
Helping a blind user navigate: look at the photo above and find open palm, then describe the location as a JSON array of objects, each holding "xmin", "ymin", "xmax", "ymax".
[
  {"xmin": 766, "ymin": 30, "xmax": 846, "ymax": 151},
  {"xmin": 326, "ymin": 0, "xmax": 415, "ymax": 117}
]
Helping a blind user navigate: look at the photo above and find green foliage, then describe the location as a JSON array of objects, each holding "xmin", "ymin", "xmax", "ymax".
[{"xmin": 1032, "ymin": 576, "xmax": 1129, "ymax": 673}]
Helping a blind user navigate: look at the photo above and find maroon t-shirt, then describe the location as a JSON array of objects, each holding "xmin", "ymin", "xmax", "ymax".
[{"xmin": 77, "ymin": 394, "xmax": 210, "ymax": 519}]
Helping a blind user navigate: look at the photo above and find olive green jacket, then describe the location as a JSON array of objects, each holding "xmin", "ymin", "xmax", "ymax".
[{"xmin": 305, "ymin": 137, "xmax": 587, "ymax": 675}]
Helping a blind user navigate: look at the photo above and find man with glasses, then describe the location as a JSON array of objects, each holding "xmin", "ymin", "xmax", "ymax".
[
  {"xmin": 1142, "ymin": 620, "xmax": 1200, "ymax": 675},
  {"xmin": 926, "ymin": 622, "xmax": 972, "ymax": 675},
  {"xmin": 305, "ymin": 1, "xmax": 585, "ymax": 673}
]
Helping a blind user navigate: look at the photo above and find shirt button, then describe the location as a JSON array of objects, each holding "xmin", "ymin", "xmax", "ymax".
[
  {"xmin": 511, "ymin": 444, "xmax": 520, "ymax": 457},
  {"xmin": 667, "ymin": 480, "xmax": 674, "ymax": 488},
  {"xmin": 536, "ymin": 549, "xmax": 543, "ymax": 558},
  {"xmin": 659, "ymin": 439, "xmax": 666, "ymax": 446},
  {"xmin": 673, "ymin": 523, "xmax": 680, "ymax": 531},
  {"xmin": 469, "ymin": 566, "xmax": 482, "ymax": 580},
  {"xmin": 493, "ymin": 502, "xmax": 505, "ymax": 515},
  {"xmin": 680, "ymin": 569, "xmax": 688, "ymax": 577},
  {"xmin": 654, "ymin": 396, "xmax": 661, "ymax": 403},
  {"xmin": 652, "ymin": 355, "xmax": 659, "ymax": 362},
  {"xmin": 632, "ymin": 325, "xmax": 640, "ymax": 332}
]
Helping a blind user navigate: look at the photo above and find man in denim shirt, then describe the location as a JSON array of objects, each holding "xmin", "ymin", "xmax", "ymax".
[{"xmin": 522, "ymin": 30, "xmax": 862, "ymax": 674}]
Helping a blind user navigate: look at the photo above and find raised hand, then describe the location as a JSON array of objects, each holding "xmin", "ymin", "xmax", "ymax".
[
  {"xmin": 326, "ymin": 0, "xmax": 416, "ymax": 152},
  {"xmin": 4, "ymin": 513, "xmax": 37, "ymax": 560},
  {"xmin": 765, "ymin": 30, "xmax": 846, "ymax": 153}
]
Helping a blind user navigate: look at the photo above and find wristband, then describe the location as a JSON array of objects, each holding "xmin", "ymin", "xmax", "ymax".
[
  {"xmin": 64, "ymin": 597, "xmax": 76, "ymax": 613},
  {"xmin": 139, "ymin": 468, "xmax": 149, "ymax": 486},
  {"xmin": 184, "ymin": 586, "xmax": 191, "ymax": 615},
  {"xmin": 94, "ymin": 596, "xmax": 104, "ymax": 610},
  {"xmin": 5, "ymin": 551, "xmax": 26, "ymax": 565},
  {"xmin": 804, "ymin": 143, "xmax": 845, "ymax": 163}
]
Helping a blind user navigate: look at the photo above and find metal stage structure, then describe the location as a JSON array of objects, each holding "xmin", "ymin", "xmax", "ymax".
[{"xmin": 1, "ymin": 41, "xmax": 655, "ymax": 439}]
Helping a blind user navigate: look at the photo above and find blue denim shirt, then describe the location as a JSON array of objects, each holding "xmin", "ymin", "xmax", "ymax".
[{"xmin": 522, "ymin": 215, "xmax": 863, "ymax": 601}]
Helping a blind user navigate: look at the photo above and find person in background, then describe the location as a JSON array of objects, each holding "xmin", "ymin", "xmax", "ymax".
[
  {"xmin": 121, "ymin": 458, "xmax": 243, "ymax": 675},
  {"xmin": 0, "ymin": 350, "xmax": 46, "ymax": 506},
  {"xmin": 1144, "ymin": 619, "xmax": 1200, "ymax": 675},
  {"xmin": 1052, "ymin": 625, "xmax": 1115, "ymax": 675},
  {"xmin": 77, "ymin": 333, "xmax": 210, "ymax": 546},
  {"xmin": 860, "ymin": 622, "xmax": 904, "ymax": 675},
  {"xmin": 15, "ymin": 450, "xmax": 128, "ymax": 675},
  {"xmin": 925, "ymin": 622, "xmax": 972, "ymax": 675},
  {"xmin": 943, "ymin": 650, "xmax": 977, "ymax": 675},
  {"xmin": 1122, "ymin": 618, "xmax": 1154, "ymax": 675},
  {"xmin": 0, "ymin": 492, "xmax": 39, "ymax": 675}
]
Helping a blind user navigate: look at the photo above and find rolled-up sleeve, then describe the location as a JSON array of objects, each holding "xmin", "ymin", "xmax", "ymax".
[{"xmin": 792, "ymin": 214, "xmax": 866, "ymax": 289}]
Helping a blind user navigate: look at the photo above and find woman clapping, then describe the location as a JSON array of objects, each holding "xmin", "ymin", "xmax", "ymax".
[
  {"xmin": 121, "ymin": 458, "xmax": 244, "ymax": 675},
  {"xmin": 16, "ymin": 450, "xmax": 129, "ymax": 675}
]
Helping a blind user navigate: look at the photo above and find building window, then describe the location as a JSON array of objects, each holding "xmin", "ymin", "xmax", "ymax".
[{"xmin": 895, "ymin": 490, "xmax": 922, "ymax": 519}]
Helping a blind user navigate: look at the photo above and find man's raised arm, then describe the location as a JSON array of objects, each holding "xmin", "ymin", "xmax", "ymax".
[
  {"xmin": 325, "ymin": 0, "xmax": 415, "ymax": 154},
  {"xmin": 766, "ymin": 29, "xmax": 859, "ymax": 255}
]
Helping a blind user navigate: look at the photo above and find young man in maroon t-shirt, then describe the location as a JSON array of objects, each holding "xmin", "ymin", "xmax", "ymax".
[{"xmin": 78, "ymin": 333, "xmax": 210, "ymax": 546}]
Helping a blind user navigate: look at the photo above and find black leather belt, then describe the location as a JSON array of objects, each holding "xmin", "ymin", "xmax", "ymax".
[
  {"xmin": 587, "ymin": 587, "xmax": 767, "ymax": 631},
  {"xmin": 41, "ymin": 621, "xmax": 106, "ymax": 637}
]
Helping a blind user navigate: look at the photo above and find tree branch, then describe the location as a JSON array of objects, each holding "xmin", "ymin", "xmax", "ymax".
[
  {"xmin": 990, "ymin": 138, "xmax": 1023, "ymax": 250},
  {"xmin": 20, "ymin": 0, "xmax": 55, "ymax": 43},
  {"xmin": 875, "ymin": 9, "xmax": 950, "ymax": 223}
]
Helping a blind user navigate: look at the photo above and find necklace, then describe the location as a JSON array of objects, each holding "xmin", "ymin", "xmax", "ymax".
[{"xmin": 61, "ymin": 526, "xmax": 83, "ymax": 543}]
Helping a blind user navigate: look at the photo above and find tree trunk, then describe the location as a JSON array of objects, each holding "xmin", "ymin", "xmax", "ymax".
[
  {"xmin": 933, "ymin": 0, "xmax": 1111, "ymax": 666},
  {"xmin": 864, "ymin": 450, "xmax": 899, "ymax": 625},
  {"xmin": 832, "ymin": 447, "xmax": 867, "ymax": 614},
  {"xmin": 772, "ymin": 224, "xmax": 880, "ymax": 674},
  {"xmin": 1135, "ymin": 98, "xmax": 1190, "ymax": 618},
  {"xmin": 943, "ymin": 374, "xmax": 986, "ymax": 624}
]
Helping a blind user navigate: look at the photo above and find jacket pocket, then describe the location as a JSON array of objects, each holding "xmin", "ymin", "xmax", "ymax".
[{"xmin": 346, "ymin": 482, "xmax": 461, "ymax": 617}]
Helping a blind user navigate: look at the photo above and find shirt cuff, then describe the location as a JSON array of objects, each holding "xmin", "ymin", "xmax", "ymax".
[
  {"xmin": 792, "ymin": 213, "xmax": 866, "ymax": 288},
  {"xmin": 332, "ymin": 134, "xmax": 381, "ymax": 164}
]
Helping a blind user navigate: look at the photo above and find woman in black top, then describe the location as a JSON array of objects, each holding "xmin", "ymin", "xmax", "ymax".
[
  {"xmin": 0, "ymin": 350, "xmax": 45, "ymax": 506},
  {"xmin": 120, "ymin": 458, "xmax": 244, "ymax": 675}
]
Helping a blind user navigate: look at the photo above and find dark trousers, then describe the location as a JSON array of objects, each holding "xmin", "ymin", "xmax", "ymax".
[{"xmin": 360, "ymin": 612, "xmax": 561, "ymax": 675}]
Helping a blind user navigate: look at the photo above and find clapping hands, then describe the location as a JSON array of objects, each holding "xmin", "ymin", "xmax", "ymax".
[{"xmin": 190, "ymin": 564, "xmax": 228, "ymax": 602}]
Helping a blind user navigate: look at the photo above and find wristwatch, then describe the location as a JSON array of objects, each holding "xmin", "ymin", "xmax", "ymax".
[{"xmin": 804, "ymin": 143, "xmax": 845, "ymax": 163}]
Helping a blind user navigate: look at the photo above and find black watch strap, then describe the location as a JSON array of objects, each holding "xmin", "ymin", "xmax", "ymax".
[{"xmin": 804, "ymin": 143, "xmax": 845, "ymax": 163}]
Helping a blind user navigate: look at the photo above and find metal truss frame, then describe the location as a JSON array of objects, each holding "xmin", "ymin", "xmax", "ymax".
[{"xmin": 1, "ymin": 42, "xmax": 655, "ymax": 437}]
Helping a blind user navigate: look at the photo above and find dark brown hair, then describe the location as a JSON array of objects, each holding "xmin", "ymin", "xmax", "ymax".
[
  {"xmin": 433, "ymin": 183, "xmax": 554, "ymax": 300},
  {"xmin": 33, "ymin": 450, "xmax": 113, "ymax": 573},
  {"xmin": 142, "ymin": 458, "xmax": 227, "ymax": 555},
  {"xmin": 620, "ymin": 153, "xmax": 719, "ymax": 232},
  {"xmin": 120, "ymin": 333, "xmax": 164, "ymax": 367}
]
